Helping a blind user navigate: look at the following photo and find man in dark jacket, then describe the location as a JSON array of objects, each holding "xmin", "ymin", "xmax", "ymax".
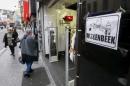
[{"xmin": 3, "ymin": 28, "xmax": 18, "ymax": 56}]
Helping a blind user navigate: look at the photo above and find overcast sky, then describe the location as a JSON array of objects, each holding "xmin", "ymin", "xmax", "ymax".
[{"xmin": 0, "ymin": 0, "xmax": 19, "ymax": 11}]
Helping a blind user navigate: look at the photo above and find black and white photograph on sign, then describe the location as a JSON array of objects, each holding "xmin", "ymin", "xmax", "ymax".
[{"xmin": 85, "ymin": 12, "xmax": 122, "ymax": 50}]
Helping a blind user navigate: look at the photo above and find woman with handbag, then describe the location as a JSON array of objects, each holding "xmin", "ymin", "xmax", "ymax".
[{"xmin": 20, "ymin": 29, "xmax": 38, "ymax": 78}]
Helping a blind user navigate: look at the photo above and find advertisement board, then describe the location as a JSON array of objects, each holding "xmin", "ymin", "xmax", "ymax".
[{"xmin": 85, "ymin": 12, "xmax": 122, "ymax": 50}]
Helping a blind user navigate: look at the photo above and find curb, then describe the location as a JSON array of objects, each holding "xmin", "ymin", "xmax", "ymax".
[{"xmin": 0, "ymin": 48, "xmax": 6, "ymax": 56}]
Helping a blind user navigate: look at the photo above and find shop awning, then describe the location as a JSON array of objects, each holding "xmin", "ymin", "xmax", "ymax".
[{"xmin": 66, "ymin": 3, "xmax": 77, "ymax": 10}]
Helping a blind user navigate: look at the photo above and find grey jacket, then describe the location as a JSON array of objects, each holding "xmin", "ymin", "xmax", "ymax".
[
  {"xmin": 20, "ymin": 35, "xmax": 28, "ymax": 54},
  {"xmin": 25, "ymin": 35, "xmax": 38, "ymax": 56}
]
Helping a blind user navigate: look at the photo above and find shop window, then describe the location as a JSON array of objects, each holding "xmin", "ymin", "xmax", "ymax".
[{"xmin": 103, "ymin": 0, "xmax": 108, "ymax": 10}]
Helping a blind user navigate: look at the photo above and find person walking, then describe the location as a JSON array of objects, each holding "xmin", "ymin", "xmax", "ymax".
[
  {"xmin": 3, "ymin": 28, "xmax": 17, "ymax": 56},
  {"xmin": 20, "ymin": 30, "xmax": 38, "ymax": 77}
]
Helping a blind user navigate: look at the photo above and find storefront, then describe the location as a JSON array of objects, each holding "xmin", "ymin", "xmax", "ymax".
[
  {"xmin": 43, "ymin": 0, "xmax": 77, "ymax": 61},
  {"xmin": 37, "ymin": 0, "xmax": 77, "ymax": 86}
]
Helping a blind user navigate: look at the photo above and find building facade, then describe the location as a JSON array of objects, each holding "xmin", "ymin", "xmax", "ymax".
[{"xmin": 0, "ymin": 9, "xmax": 14, "ymax": 27}]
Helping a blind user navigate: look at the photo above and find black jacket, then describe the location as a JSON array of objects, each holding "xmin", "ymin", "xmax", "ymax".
[
  {"xmin": 3, "ymin": 33, "xmax": 8, "ymax": 47},
  {"xmin": 3, "ymin": 32, "xmax": 18, "ymax": 47}
]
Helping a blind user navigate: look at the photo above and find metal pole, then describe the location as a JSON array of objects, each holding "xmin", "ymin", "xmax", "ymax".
[
  {"xmin": 65, "ymin": 27, "xmax": 69, "ymax": 86},
  {"xmin": 75, "ymin": 0, "xmax": 82, "ymax": 86}
]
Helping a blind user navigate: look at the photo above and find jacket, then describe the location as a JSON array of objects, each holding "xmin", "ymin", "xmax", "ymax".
[
  {"xmin": 3, "ymin": 32, "xmax": 17, "ymax": 47},
  {"xmin": 20, "ymin": 35, "xmax": 28, "ymax": 54},
  {"xmin": 25, "ymin": 35, "xmax": 38, "ymax": 56},
  {"xmin": 13, "ymin": 31, "xmax": 18, "ymax": 46}
]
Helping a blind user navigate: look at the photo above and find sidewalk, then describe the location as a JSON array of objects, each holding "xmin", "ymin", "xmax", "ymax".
[
  {"xmin": 43, "ymin": 53, "xmax": 76, "ymax": 86},
  {"xmin": 0, "ymin": 43, "xmax": 50, "ymax": 86}
]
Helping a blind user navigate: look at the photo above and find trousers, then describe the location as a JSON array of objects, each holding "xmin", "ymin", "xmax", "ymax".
[{"xmin": 9, "ymin": 46, "xmax": 15, "ymax": 54}]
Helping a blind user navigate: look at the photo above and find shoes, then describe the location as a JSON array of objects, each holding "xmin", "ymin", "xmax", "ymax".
[
  {"xmin": 29, "ymin": 69, "xmax": 34, "ymax": 73},
  {"xmin": 24, "ymin": 73, "xmax": 30, "ymax": 78},
  {"xmin": 10, "ymin": 53, "xmax": 15, "ymax": 56},
  {"xmin": 24, "ymin": 69, "xmax": 34, "ymax": 78}
]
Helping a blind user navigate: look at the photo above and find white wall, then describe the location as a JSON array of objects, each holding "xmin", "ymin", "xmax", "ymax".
[{"xmin": 43, "ymin": 6, "xmax": 57, "ymax": 54}]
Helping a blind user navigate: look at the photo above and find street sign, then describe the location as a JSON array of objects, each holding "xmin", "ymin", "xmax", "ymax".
[{"xmin": 85, "ymin": 12, "xmax": 122, "ymax": 50}]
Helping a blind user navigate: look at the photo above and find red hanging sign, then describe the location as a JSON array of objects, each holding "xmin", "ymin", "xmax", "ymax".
[
  {"xmin": 63, "ymin": 16, "xmax": 73, "ymax": 22},
  {"xmin": 23, "ymin": 0, "xmax": 29, "ymax": 22}
]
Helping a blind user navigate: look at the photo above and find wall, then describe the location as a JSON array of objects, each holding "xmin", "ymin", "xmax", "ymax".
[{"xmin": 43, "ymin": 6, "xmax": 57, "ymax": 54}]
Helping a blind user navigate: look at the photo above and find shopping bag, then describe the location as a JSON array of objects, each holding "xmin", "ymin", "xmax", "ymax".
[
  {"xmin": 18, "ymin": 52, "xmax": 25, "ymax": 64},
  {"xmin": 18, "ymin": 57, "xmax": 25, "ymax": 64}
]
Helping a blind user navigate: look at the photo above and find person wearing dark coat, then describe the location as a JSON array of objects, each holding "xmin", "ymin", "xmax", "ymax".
[{"xmin": 3, "ymin": 28, "xmax": 18, "ymax": 56}]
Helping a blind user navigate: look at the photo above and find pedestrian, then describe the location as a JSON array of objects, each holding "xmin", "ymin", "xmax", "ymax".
[
  {"xmin": 20, "ymin": 29, "xmax": 38, "ymax": 77},
  {"xmin": 3, "ymin": 28, "xmax": 17, "ymax": 56},
  {"xmin": 12, "ymin": 28, "xmax": 19, "ymax": 45}
]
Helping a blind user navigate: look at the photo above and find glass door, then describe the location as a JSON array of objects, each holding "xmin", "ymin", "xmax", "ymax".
[{"xmin": 48, "ymin": 27, "xmax": 58, "ymax": 62}]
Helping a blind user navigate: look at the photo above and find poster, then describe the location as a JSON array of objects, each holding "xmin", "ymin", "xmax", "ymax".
[{"xmin": 85, "ymin": 12, "xmax": 122, "ymax": 50}]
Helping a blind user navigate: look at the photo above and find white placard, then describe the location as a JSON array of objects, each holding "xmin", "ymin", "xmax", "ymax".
[{"xmin": 85, "ymin": 12, "xmax": 122, "ymax": 50}]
